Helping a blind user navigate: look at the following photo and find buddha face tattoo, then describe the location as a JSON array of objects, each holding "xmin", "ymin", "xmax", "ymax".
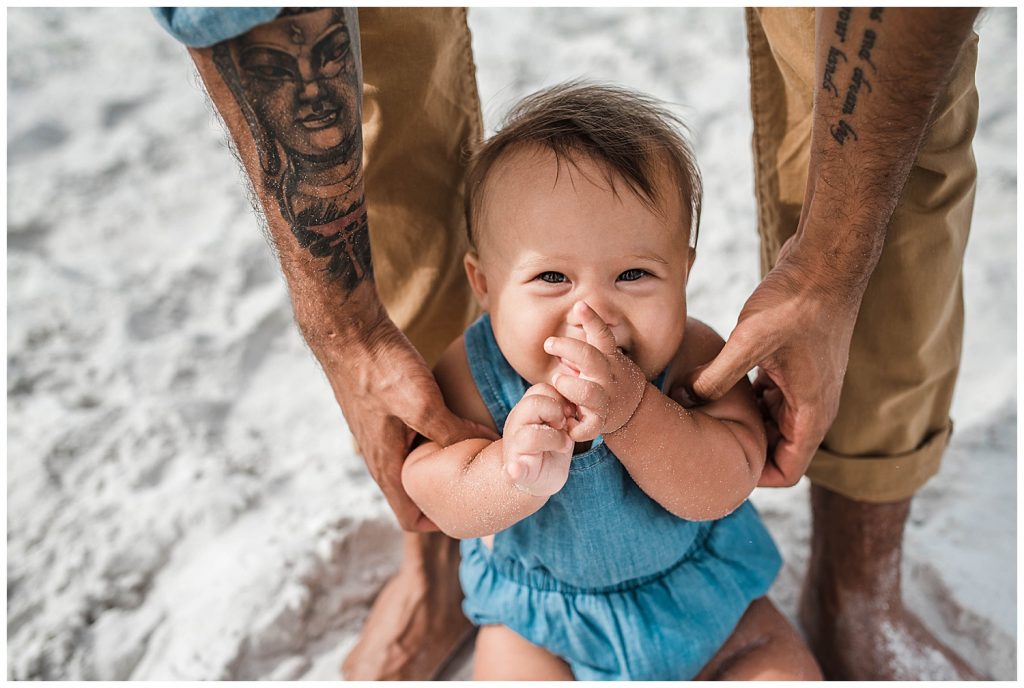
[{"xmin": 212, "ymin": 9, "xmax": 371, "ymax": 290}]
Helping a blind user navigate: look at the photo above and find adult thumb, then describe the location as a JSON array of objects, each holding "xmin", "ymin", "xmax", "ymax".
[
  {"xmin": 689, "ymin": 329, "xmax": 763, "ymax": 402},
  {"xmin": 424, "ymin": 406, "xmax": 499, "ymax": 447}
]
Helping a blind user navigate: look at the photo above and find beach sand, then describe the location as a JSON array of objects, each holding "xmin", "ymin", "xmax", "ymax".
[{"xmin": 7, "ymin": 7, "xmax": 1016, "ymax": 680}]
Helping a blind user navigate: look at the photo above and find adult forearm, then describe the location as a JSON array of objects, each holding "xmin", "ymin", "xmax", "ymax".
[
  {"xmin": 606, "ymin": 383, "xmax": 762, "ymax": 521},
  {"xmin": 402, "ymin": 439, "xmax": 549, "ymax": 539},
  {"xmin": 797, "ymin": 7, "xmax": 978, "ymax": 299},
  {"xmin": 188, "ymin": 8, "xmax": 379, "ymax": 349}
]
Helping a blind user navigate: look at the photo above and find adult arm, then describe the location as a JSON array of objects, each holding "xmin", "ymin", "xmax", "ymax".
[
  {"xmin": 186, "ymin": 8, "xmax": 489, "ymax": 530},
  {"xmin": 685, "ymin": 8, "xmax": 979, "ymax": 487}
]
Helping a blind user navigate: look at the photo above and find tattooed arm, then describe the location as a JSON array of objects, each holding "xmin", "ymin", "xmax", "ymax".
[
  {"xmin": 188, "ymin": 8, "xmax": 489, "ymax": 530},
  {"xmin": 685, "ymin": 8, "xmax": 978, "ymax": 486}
]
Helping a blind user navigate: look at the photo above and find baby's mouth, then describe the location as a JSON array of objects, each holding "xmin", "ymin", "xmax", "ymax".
[{"xmin": 298, "ymin": 109, "xmax": 339, "ymax": 130}]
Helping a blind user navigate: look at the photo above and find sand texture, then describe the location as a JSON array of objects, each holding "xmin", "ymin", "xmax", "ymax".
[{"xmin": 7, "ymin": 7, "xmax": 1016, "ymax": 680}]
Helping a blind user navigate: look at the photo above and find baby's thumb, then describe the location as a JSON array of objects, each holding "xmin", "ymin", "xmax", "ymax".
[
  {"xmin": 506, "ymin": 456, "xmax": 533, "ymax": 484},
  {"xmin": 506, "ymin": 458, "xmax": 524, "ymax": 481}
]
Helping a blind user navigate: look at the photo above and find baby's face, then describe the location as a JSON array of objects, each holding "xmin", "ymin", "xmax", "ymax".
[{"xmin": 467, "ymin": 148, "xmax": 694, "ymax": 386}]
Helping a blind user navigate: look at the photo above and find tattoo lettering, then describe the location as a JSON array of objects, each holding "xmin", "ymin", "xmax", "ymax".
[
  {"xmin": 842, "ymin": 67, "xmax": 872, "ymax": 115},
  {"xmin": 822, "ymin": 46, "xmax": 848, "ymax": 97},
  {"xmin": 212, "ymin": 9, "xmax": 372, "ymax": 290},
  {"xmin": 834, "ymin": 7, "xmax": 852, "ymax": 43},
  {"xmin": 830, "ymin": 119, "xmax": 858, "ymax": 145},
  {"xmin": 870, "ymin": 8, "xmax": 884, "ymax": 22},
  {"xmin": 858, "ymin": 29, "xmax": 878, "ymax": 72}
]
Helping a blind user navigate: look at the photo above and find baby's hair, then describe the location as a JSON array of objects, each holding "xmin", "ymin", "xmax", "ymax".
[{"xmin": 466, "ymin": 81, "xmax": 702, "ymax": 250}]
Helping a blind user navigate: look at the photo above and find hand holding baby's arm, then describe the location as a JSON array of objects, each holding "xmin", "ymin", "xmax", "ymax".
[
  {"xmin": 503, "ymin": 383, "xmax": 575, "ymax": 496},
  {"xmin": 545, "ymin": 301, "xmax": 647, "ymax": 441}
]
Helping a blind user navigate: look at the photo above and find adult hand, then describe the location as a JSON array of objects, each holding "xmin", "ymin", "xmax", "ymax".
[
  {"xmin": 320, "ymin": 307, "xmax": 498, "ymax": 531},
  {"xmin": 676, "ymin": 238, "xmax": 861, "ymax": 487}
]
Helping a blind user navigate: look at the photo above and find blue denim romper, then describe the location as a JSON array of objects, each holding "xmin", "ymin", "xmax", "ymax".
[{"xmin": 459, "ymin": 315, "xmax": 782, "ymax": 680}]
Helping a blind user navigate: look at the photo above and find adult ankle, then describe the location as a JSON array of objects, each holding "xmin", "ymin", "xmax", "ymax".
[{"xmin": 807, "ymin": 484, "xmax": 910, "ymax": 596}]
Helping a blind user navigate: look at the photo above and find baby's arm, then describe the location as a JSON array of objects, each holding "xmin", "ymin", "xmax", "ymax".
[
  {"xmin": 548, "ymin": 303, "xmax": 766, "ymax": 521},
  {"xmin": 401, "ymin": 337, "xmax": 574, "ymax": 539}
]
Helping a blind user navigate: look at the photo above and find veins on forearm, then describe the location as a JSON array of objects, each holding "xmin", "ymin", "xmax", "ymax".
[{"xmin": 211, "ymin": 8, "xmax": 371, "ymax": 290}]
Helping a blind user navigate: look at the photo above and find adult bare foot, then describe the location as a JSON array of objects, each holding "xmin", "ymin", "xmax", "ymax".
[
  {"xmin": 798, "ymin": 484, "xmax": 986, "ymax": 680},
  {"xmin": 342, "ymin": 531, "xmax": 473, "ymax": 680}
]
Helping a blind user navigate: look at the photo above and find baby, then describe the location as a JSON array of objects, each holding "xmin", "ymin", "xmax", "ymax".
[{"xmin": 402, "ymin": 83, "xmax": 820, "ymax": 680}]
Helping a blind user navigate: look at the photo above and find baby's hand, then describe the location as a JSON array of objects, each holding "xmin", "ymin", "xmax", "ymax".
[
  {"xmin": 502, "ymin": 383, "xmax": 574, "ymax": 497},
  {"xmin": 545, "ymin": 301, "xmax": 647, "ymax": 442}
]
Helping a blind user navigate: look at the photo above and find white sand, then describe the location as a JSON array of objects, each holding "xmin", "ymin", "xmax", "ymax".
[{"xmin": 6, "ymin": 7, "xmax": 1016, "ymax": 680}]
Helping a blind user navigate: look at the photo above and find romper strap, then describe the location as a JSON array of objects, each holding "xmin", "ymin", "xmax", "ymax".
[{"xmin": 464, "ymin": 314, "xmax": 528, "ymax": 432}]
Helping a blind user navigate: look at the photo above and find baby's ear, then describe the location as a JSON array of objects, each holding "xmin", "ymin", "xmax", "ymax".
[{"xmin": 464, "ymin": 251, "xmax": 490, "ymax": 309}]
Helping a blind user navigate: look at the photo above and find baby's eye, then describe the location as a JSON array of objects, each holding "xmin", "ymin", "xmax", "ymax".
[
  {"xmin": 536, "ymin": 271, "xmax": 567, "ymax": 284},
  {"xmin": 618, "ymin": 268, "xmax": 647, "ymax": 282}
]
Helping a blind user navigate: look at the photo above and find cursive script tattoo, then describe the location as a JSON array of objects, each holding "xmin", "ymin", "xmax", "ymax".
[
  {"xmin": 823, "ymin": 9, "xmax": 884, "ymax": 147},
  {"xmin": 830, "ymin": 119, "xmax": 858, "ymax": 145},
  {"xmin": 842, "ymin": 66, "xmax": 873, "ymax": 114},
  {"xmin": 211, "ymin": 9, "xmax": 372, "ymax": 289},
  {"xmin": 823, "ymin": 46, "xmax": 848, "ymax": 97},
  {"xmin": 858, "ymin": 29, "xmax": 878, "ymax": 72},
  {"xmin": 834, "ymin": 7, "xmax": 852, "ymax": 43}
]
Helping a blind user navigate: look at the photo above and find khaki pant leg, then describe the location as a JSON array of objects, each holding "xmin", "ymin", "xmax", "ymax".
[
  {"xmin": 358, "ymin": 8, "xmax": 484, "ymax": 367},
  {"xmin": 747, "ymin": 8, "xmax": 979, "ymax": 503}
]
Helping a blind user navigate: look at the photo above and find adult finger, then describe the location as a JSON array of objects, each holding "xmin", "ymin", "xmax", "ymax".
[
  {"xmin": 688, "ymin": 324, "xmax": 770, "ymax": 402},
  {"xmin": 574, "ymin": 301, "xmax": 617, "ymax": 355},
  {"xmin": 544, "ymin": 336, "xmax": 611, "ymax": 383},
  {"xmin": 759, "ymin": 432, "xmax": 817, "ymax": 487},
  {"xmin": 406, "ymin": 401, "xmax": 498, "ymax": 448},
  {"xmin": 756, "ymin": 458, "xmax": 792, "ymax": 488},
  {"xmin": 368, "ymin": 434, "xmax": 433, "ymax": 530},
  {"xmin": 411, "ymin": 513, "xmax": 441, "ymax": 532}
]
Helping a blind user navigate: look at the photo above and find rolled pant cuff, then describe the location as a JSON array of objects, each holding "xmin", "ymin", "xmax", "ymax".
[{"xmin": 804, "ymin": 421, "xmax": 953, "ymax": 504}]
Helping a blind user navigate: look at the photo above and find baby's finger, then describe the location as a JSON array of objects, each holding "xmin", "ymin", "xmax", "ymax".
[
  {"xmin": 513, "ymin": 423, "xmax": 573, "ymax": 456},
  {"xmin": 524, "ymin": 382, "xmax": 568, "ymax": 404},
  {"xmin": 552, "ymin": 373, "xmax": 608, "ymax": 414},
  {"xmin": 574, "ymin": 301, "xmax": 617, "ymax": 355},
  {"xmin": 506, "ymin": 393, "xmax": 568, "ymax": 431},
  {"xmin": 566, "ymin": 408, "xmax": 602, "ymax": 442},
  {"xmin": 544, "ymin": 337, "xmax": 611, "ymax": 383}
]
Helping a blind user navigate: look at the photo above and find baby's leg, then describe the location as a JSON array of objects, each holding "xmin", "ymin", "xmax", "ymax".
[
  {"xmin": 694, "ymin": 597, "xmax": 822, "ymax": 680},
  {"xmin": 473, "ymin": 624, "xmax": 575, "ymax": 680}
]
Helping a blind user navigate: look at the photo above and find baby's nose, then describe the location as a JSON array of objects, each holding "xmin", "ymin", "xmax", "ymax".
[{"xmin": 565, "ymin": 299, "xmax": 620, "ymax": 338}]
